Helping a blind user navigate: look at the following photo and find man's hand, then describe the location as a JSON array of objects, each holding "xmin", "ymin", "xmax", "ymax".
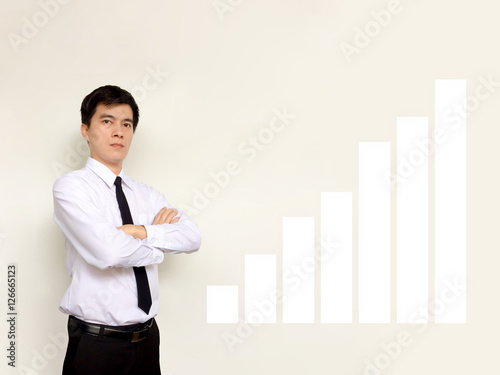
[
  {"xmin": 117, "ymin": 207, "xmax": 179, "ymax": 239},
  {"xmin": 153, "ymin": 207, "xmax": 180, "ymax": 225},
  {"xmin": 117, "ymin": 225, "xmax": 147, "ymax": 240}
]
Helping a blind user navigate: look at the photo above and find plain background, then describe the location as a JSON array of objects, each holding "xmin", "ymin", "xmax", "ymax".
[{"xmin": 1, "ymin": 0, "xmax": 499, "ymax": 374}]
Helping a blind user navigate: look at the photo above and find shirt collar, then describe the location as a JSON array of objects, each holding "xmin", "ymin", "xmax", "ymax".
[{"xmin": 85, "ymin": 157, "xmax": 133, "ymax": 191}]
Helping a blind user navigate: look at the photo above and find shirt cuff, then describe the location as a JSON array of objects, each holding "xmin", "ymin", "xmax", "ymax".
[
  {"xmin": 143, "ymin": 223, "xmax": 199, "ymax": 253},
  {"xmin": 144, "ymin": 224, "xmax": 162, "ymax": 247},
  {"xmin": 143, "ymin": 224, "xmax": 181, "ymax": 250}
]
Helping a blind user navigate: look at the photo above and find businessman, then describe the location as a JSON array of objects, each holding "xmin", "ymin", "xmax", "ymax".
[{"xmin": 53, "ymin": 85, "xmax": 201, "ymax": 374}]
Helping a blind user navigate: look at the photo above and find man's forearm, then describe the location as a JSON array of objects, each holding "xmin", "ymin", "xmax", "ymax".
[
  {"xmin": 117, "ymin": 225, "xmax": 147, "ymax": 240},
  {"xmin": 117, "ymin": 207, "xmax": 180, "ymax": 240}
]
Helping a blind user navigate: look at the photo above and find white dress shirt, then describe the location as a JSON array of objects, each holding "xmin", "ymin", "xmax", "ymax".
[{"xmin": 53, "ymin": 157, "xmax": 201, "ymax": 325}]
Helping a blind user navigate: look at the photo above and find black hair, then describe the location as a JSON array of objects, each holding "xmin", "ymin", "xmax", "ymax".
[{"xmin": 80, "ymin": 85, "xmax": 139, "ymax": 132}]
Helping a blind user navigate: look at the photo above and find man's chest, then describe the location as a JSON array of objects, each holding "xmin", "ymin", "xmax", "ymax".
[{"xmin": 88, "ymin": 183, "xmax": 156, "ymax": 226}]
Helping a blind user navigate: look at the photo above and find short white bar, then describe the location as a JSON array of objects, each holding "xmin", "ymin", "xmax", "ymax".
[
  {"xmin": 206, "ymin": 286, "xmax": 239, "ymax": 323},
  {"xmin": 359, "ymin": 142, "xmax": 391, "ymax": 323},
  {"xmin": 245, "ymin": 254, "xmax": 276, "ymax": 324},
  {"xmin": 283, "ymin": 217, "xmax": 315, "ymax": 323},
  {"xmin": 435, "ymin": 79, "xmax": 466, "ymax": 323},
  {"xmin": 321, "ymin": 192, "xmax": 352, "ymax": 323},
  {"xmin": 397, "ymin": 117, "xmax": 429, "ymax": 323}
]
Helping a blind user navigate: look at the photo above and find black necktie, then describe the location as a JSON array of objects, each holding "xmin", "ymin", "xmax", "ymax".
[{"xmin": 114, "ymin": 176, "xmax": 152, "ymax": 314}]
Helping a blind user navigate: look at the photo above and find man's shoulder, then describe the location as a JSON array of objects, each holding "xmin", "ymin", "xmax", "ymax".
[
  {"xmin": 124, "ymin": 177, "xmax": 168, "ymax": 206},
  {"xmin": 125, "ymin": 176, "xmax": 160, "ymax": 196},
  {"xmin": 53, "ymin": 167, "xmax": 95, "ymax": 191}
]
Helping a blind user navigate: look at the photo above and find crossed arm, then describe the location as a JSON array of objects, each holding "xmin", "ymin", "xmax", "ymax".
[
  {"xmin": 118, "ymin": 207, "xmax": 180, "ymax": 239},
  {"xmin": 54, "ymin": 176, "xmax": 201, "ymax": 269}
]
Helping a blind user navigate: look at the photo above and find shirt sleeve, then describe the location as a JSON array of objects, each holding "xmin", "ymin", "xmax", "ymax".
[
  {"xmin": 142, "ymin": 187, "xmax": 201, "ymax": 254},
  {"xmin": 53, "ymin": 176, "xmax": 164, "ymax": 270}
]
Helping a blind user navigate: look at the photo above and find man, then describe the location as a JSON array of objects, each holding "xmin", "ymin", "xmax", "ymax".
[{"xmin": 53, "ymin": 85, "xmax": 201, "ymax": 374}]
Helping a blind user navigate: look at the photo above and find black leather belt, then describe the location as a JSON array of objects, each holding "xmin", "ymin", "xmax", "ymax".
[{"xmin": 69, "ymin": 316, "xmax": 154, "ymax": 343}]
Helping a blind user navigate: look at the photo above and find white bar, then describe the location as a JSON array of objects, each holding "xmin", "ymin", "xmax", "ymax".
[
  {"xmin": 435, "ymin": 80, "xmax": 466, "ymax": 323},
  {"xmin": 206, "ymin": 286, "xmax": 238, "ymax": 323},
  {"xmin": 359, "ymin": 142, "xmax": 391, "ymax": 323},
  {"xmin": 245, "ymin": 254, "xmax": 276, "ymax": 324},
  {"xmin": 283, "ymin": 217, "xmax": 315, "ymax": 323},
  {"xmin": 397, "ymin": 117, "xmax": 429, "ymax": 323},
  {"xmin": 321, "ymin": 192, "xmax": 352, "ymax": 323}
]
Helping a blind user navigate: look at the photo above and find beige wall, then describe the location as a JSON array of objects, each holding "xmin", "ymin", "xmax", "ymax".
[{"xmin": 0, "ymin": 0, "xmax": 498, "ymax": 374}]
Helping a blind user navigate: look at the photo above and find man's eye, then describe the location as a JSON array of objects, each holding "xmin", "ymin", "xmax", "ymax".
[
  {"xmin": 124, "ymin": 123, "xmax": 132, "ymax": 128},
  {"xmin": 103, "ymin": 119, "xmax": 111, "ymax": 124}
]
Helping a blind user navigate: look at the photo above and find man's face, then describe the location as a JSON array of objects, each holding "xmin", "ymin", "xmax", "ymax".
[{"xmin": 81, "ymin": 103, "xmax": 134, "ymax": 174}]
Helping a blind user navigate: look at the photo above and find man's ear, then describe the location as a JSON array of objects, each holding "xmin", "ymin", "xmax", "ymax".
[{"xmin": 81, "ymin": 123, "xmax": 90, "ymax": 141}]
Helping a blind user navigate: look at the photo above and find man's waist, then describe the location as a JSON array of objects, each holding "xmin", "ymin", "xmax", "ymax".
[{"xmin": 69, "ymin": 315, "xmax": 154, "ymax": 343}]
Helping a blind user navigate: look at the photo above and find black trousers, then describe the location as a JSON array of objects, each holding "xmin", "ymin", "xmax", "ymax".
[{"xmin": 62, "ymin": 316, "xmax": 161, "ymax": 375}]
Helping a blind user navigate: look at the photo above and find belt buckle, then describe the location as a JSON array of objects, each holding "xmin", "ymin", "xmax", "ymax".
[{"xmin": 131, "ymin": 331, "xmax": 143, "ymax": 343}]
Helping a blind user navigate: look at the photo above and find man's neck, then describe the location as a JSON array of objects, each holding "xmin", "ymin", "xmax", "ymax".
[{"xmin": 90, "ymin": 156, "xmax": 123, "ymax": 176}]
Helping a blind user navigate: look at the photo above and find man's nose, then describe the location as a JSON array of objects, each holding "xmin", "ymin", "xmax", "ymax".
[{"xmin": 113, "ymin": 124, "xmax": 124, "ymax": 137}]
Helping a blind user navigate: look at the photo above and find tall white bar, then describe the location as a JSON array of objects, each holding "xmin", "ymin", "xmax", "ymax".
[
  {"xmin": 245, "ymin": 254, "xmax": 276, "ymax": 324},
  {"xmin": 283, "ymin": 217, "xmax": 315, "ymax": 323},
  {"xmin": 435, "ymin": 80, "xmax": 466, "ymax": 323},
  {"xmin": 359, "ymin": 142, "xmax": 391, "ymax": 323},
  {"xmin": 206, "ymin": 286, "xmax": 239, "ymax": 323},
  {"xmin": 321, "ymin": 192, "xmax": 352, "ymax": 323},
  {"xmin": 397, "ymin": 117, "xmax": 429, "ymax": 323}
]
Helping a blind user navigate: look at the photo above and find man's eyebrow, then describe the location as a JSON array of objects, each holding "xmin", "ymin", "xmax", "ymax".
[
  {"xmin": 99, "ymin": 113, "xmax": 133, "ymax": 123},
  {"xmin": 99, "ymin": 113, "xmax": 116, "ymax": 119}
]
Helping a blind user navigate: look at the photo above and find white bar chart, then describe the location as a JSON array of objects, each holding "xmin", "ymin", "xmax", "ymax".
[
  {"xmin": 206, "ymin": 80, "xmax": 466, "ymax": 326},
  {"xmin": 435, "ymin": 80, "xmax": 467, "ymax": 323},
  {"xmin": 397, "ymin": 117, "xmax": 429, "ymax": 323},
  {"xmin": 359, "ymin": 142, "xmax": 391, "ymax": 323},
  {"xmin": 283, "ymin": 217, "xmax": 315, "ymax": 323},
  {"xmin": 245, "ymin": 254, "xmax": 276, "ymax": 324},
  {"xmin": 206, "ymin": 286, "xmax": 238, "ymax": 324},
  {"xmin": 321, "ymin": 192, "xmax": 352, "ymax": 323}
]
